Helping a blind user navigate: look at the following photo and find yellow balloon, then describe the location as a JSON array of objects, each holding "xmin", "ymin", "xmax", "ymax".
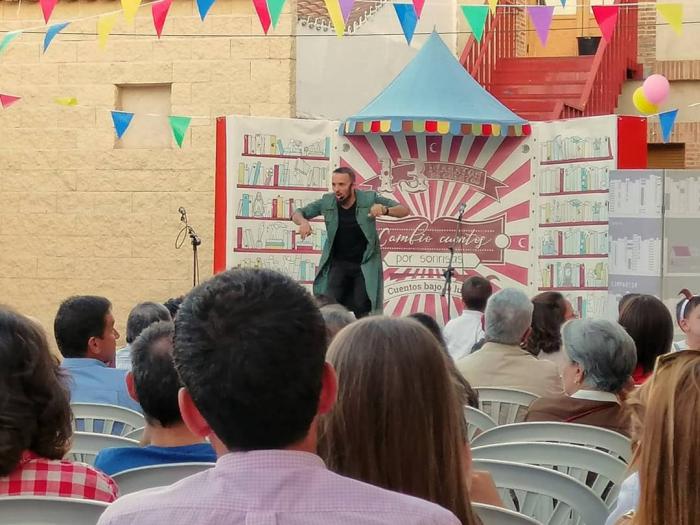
[{"xmin": 633, "ymin": 87, "xmax": 659, "ymax": 115}]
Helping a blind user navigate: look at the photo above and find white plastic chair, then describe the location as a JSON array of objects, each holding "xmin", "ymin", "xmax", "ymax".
[
  {"xmin": 0, "ymin": 496, "xmax": 108, "ymax": 525},
  {"xmin": 71, "ymin": 403, "xmax": 145, "ymax": 437},
  {"xmin": 473, "ymin": 503, "xmax": 542, "ymax": 525},
  {"xmin": 473, "ymin": 459, "xmax": 608, "ymax": 525},
  {"xmin": 470, "ymin": 422, "xmax": 632, "ymax": 463},
  {"xmin": 471, "ymin": 442, "xmax": 627, "ymax": 506},
  {"xmin": 112, "ymin": 462, "xmax": 216, "ymax": 495},
  {"xmin": 67, "ymin": 431, "xmax": 139, "ymax": 465},
  {"xmin": 475, "ymin": 388, "xmax": 539, "ymax": 425},
  {"xmin": 464, "ymin": 405, "xmax": 497, "ymax": 441},
  {"xmin": 123, "ymin": 426, "xmax": 145, "ymax": 441}
]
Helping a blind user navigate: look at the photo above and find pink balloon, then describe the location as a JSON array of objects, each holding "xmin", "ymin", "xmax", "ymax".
[{"xmin": 643, "ymin": 74, "xmax": 670, "ymax": 105}]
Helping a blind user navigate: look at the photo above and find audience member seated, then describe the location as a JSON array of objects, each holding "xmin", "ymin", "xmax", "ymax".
[
  {"xmin": 0, "ymin": 306, "xmax": 118, "ymax": 502},
  {"xmin": 163, "ymin": 296, "xmax": 184, "ymax": 318},
  {"xmin": 116, "ymin": 302, "xmax": 172, "ymax": 371},
  {"xmin": 444, "ymin": 277, "xmax": 492, "ymax": 360},
  {"xmin": 320, "ymin": 304, "xmax": 355, "ymax": 341},
  {"xmin": 525, "ymin": 292, "xmax": 575, "ymax": 369},
  {"xmin": 618, "ymin": 293, "xmax": 640, "ymax": 315},
  {"xmin": 95, "ymin": 321, "xmax": 216, "ymax": 475},
  {"xmin": 98, "ymin": 269, "xmax": 459, "ymax": 525},
  {"xmin": 614, "ymin": 350, "xmax": 700, "ymax": 524},
  {"xmin": 525, "ymin": 319, "xmax": 635, "ymax": 436},
  {"xmin": 55, "ymin": 296, "xmax": 141, "ymax": 413},
  {"xmin": 409, "ymin": 312, "xmax": 479, "ymax": 408},
  {"xmin": 673, "ymin": 289, "xmax": 700, "ymax": 351},
  {"xmin": 456, "ymin": 288, "xmax": 562, "ymax": 397},
  {"xmin": 618, "ymin": 294, "xmax": 673, "ymax": 385},
  {"xmin": 319, "ymin": 316, "xmax": 500, "ymax": 524}
]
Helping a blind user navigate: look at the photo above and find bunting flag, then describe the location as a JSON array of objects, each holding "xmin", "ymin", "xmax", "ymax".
[
  {"xmin": 592, "ymin": 5, "xmax": 619, "ymax": 42},
  {"xmin": 393, "ymin": 3, "xmax": 418, "ymax": 45},
  {"xmin": 252, "ymin": 0, "xmax": 272, "ymax": 34},
  {"xmin": 0, "ymin": 31, "xmax": 21, "ymax": 55},
  {"xmin": 169, "ymin": 116, "xmax": 191, "ymax": 148},
  {"xmin": 527, "ymin": 5, "xmax": 554, "ymax": 46},
  {"xmin": 659, "ymin": 109, "xmax": 678, "ymax": 143},
  {"xmin": 196, "ymin": 0, "xmax": 217, "ymax": 21},
  {"xmin": 97, "ymin": 13, "xmax": 118, "ymax": 48},
  {"xmin": 111, "ymin": 111, "xmax": 135, "ymax": 139},
  {"xmin": 656, "ymin": 3, "xmax": 683, "ymax": 36},
  {"xmin": 487, "ymin": 0, "xmax": 498, "ymax": 15},
  {"xmin": 55, "ymin": 97, "xmax": 78, "ymax": 106},
  {"xmin": 411, "ymin": 0, "xmax": 424, "ymax": 19},
  {"xmin": 0, "ymin": 94, "xmax": 21, "ymax": 109},
  {"xmin": 39, "ymin": 0, "xmax": 58, "ymax": 23},
  {"xmin": 461, "ymin": 5, "xmax": 489, "ymax": 43},
  {"xmin": 560, "ymin": 0, "xmax": 567, "ymax": 6},
  {"xmin": 121, "ymin": 0, "xmax": 142, "ymax": 24},
  {"xmin": 268, "ymin": 0, "xmax": 286, "ymax": 28},
  {"xmin": 323, "ymin": 0, "xmax": 345, "ymax": 37},
  {"xmin": 152, "ymin": 0, "xmax": 172, "ymax": 38},
  {"xmin": 43, "ymin": 21, "xmax": 70, "ymax": 53}
]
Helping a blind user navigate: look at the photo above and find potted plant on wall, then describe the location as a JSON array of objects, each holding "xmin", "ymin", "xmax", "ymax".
[{"xmin": 577, "ymin": 0, "xmax": 601, "ymax": 55}]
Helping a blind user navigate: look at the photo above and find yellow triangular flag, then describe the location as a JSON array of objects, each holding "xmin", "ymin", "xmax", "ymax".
[
  {"xmin": 656, "ymin": 3, "xmax": 683, "ymax": 36},
  {"xmin": 97, "ymin": 13, "xmax": 118, "ymax": 49},
  {"xmin": 121, "ymin": 0, "xmax": 142, "ymax": 24},
  {"xmin": 323, "ymin": 0, "xmax": 345, "ymax": 37},
  {"xmin": 488, "ymin": 0, "xmax": 498, "ymax": 14}
]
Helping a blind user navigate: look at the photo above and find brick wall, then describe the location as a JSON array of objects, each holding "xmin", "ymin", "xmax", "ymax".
[
  {"xmin": 637, "ymin": 1, "xmax": 656, "ymax": 76},
  {"xmin": 0, "ymin": 0, "xmax": 295, "ymax": 344}
]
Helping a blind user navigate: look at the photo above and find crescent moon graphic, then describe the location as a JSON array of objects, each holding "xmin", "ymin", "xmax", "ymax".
[
  {"xmin": 429, "ymin": 143, "xmax": 438, "ymax": 153},
  {"xmin": 518, "ymin": 237, "xmax": 527, "ymax": 249}
]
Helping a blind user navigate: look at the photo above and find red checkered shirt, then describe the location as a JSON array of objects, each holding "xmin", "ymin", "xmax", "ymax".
[{"xmin": 0, "ymin": 451, "xmax": 118, "ymax": 502}]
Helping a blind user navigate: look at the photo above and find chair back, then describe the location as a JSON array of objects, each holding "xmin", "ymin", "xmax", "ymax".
[
  {"xmin": 112, "ymin": 462, "xmax": 216, "ymax": 495},
  {"xmin": 472, "ymin": 441, "xmax": 627, "ymax": 506},
  {"xmin": 473, "ymin": 503, "xmax": 542, "ymax": 525},
  {"xmin": 471, "ymin": 422, "xmax": 632, "ymax": 463},
  {"xmin": 475, "ymin": 387, "xmax": 539, "ymax": 425},
  {"xmin": 123, "ymin": 426, "xmax": 145, "ymax": 441},
  {"xmin": 464, "ymin": 405, "xmax": 497, "ymax": 441},
  {"xmin": 67, "ymin": 431, "xmax": 139, "ymax": 465},
  {"xmin": 71, "ymin": 403, "xmax": 145, "ymax": 436},
  {"xmin": 0, "ymin": 496, "xmax": 108, "ymax": 525},
  {"xmin": 473, "ymin": 459, "xmax": 608, "ymax": 525}
]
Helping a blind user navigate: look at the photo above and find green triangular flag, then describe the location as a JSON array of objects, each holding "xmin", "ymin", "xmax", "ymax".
[
  {"xmin": 461, "ymin": 5, "xmax": 489, "ymax": 43},
  {"xmin": 0, "ymin": 31, "xmax": 21, "ymax": 55},
  {"xmin": 169, "ymin": 115, "xmax": 191, "ymax": 148},
  {"xmin": 268, "ymin": 0, "xmax": 286, "ymax": 28}
]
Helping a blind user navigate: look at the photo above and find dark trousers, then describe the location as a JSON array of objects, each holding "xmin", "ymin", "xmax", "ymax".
[{"xmin": 326, "ymin": 259, "xmax": 372, "ymax": 318}]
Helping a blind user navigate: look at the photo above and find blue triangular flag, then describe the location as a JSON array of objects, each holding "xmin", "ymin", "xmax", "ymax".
[
  {"xmin": 196, "ymin": 0, "xmax": 216, "ymax": 20},
  {"xmin": 43, "ymin": 22, "xmax": 69, "ymax": 53},
  {"xmin": 560, "ymin": 0, "xmax": 567, "ymax": 6},
  {"xmin": 393, "ymin": 3, "xmax": 418, "ymax": 45},
  {"xmin": 111, "ymin": 110, "xmax": 134, "ymax": 139},
  {"xmin": 659, "ymin": 109, "xmax": 678, "ymax": 143}
]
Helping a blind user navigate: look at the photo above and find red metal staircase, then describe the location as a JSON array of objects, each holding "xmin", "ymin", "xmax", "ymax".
[{"xmin": 461, "ymin": 0, "xmax": 640, "ymax": 121}]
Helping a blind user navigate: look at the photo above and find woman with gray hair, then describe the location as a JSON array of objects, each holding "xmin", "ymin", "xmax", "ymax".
[{"xmin": 525, "ymin": 319, "xmax": 636, "ymax": 436}]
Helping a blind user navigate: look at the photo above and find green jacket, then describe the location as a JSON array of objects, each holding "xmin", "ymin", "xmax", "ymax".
[{"xmin": 297, "ymin": 189, "xmax": 398, "ymax": 313}]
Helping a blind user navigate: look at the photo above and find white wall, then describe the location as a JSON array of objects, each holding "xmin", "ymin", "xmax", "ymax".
[{"xmin": 656, "ymin": 0, "xmax": 700, "ymax": 61}]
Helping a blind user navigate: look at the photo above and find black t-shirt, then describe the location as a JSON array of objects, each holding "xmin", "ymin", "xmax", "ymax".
[{"xmin": 332, "ymin": 202, "xmax": 368, "ymax": 263}]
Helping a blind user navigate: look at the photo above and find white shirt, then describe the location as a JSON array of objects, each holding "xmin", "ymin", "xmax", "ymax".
[
  {"xmin": 444, "ymin": 310, "xmax": 484, "ymax": 361},
  {"xmin": 570, "ymin": 389, "xmax": 620, "ymax": 404},
  {"xmin": 605, "ymin": 472, "xmax": 639, "ymax": 525},
  {"xmin": 115, "ymin": 346, "xmax": 132, "ymax": 371},
  {"xmin": 673, "ymin": 339, "xmax": 688, "ymax": 352}
]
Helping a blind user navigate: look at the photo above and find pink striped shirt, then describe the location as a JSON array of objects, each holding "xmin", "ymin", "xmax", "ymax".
[{"xmin": 98, "ymin": 450, "xmax": 459, "ymax": 525}]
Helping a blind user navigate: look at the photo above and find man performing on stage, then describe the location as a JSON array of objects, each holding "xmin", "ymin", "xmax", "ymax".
[{"xmin": 292, "ymin": 167, "xmax": 410, "ymax": 317}]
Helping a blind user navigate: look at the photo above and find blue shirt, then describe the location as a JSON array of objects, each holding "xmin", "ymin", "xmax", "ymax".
[
  {"xmin": 94, "ymin": 443, "xmax": 217, "ymax": 476},
  {"xmin": 62, "ymin": 358, "xmax": 142, "ymax": 413}
]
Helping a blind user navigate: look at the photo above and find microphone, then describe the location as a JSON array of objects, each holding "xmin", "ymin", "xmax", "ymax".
[
  {"xmin": 457, "ymin": 202, "xmax": 467, "ymax": 216},
  {"xmin": 178, "ymin": 207, "xmax": 187, "ymax": 223}
]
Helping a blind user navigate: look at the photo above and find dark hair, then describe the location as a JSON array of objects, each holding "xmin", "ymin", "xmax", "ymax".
[
  {"xmin": 54, "ymin": 296, "xmax": 112, "ymax": 358},
  {"xmin": 333, "ymin": 166, "xmax": 356, "ymax": 183},
  {"xmin": 130, "ymin": 321, "xmax": 181, "ymax": 427},
  {"xmin": 525, "ymin": 292, "xmax": 568, "ymax": 356},
  {"xmin": 676, "ymin": 289, "xmax": 700, "ymax": 326},
  {"xmin": 408, "ymin": 313, "xmax": 446, "ymax": 347},
  {"xmin": 126, "ymin": 302, "xmax": 172, "ymax": 344},
  {"xmin": 173, "ymin": 268, "xmax": 327, "ymax": 451},
  {"xmin": 314, "ymin": 294, "xmax": 338, "ymax": 308},
  {"xmin": 0, "ymin": 307, "xmax": 72, "ymax": 476},
  {"xmin": 163, "ymin": 296, "xmax": 185, "ymax": 318},
  {"xmin": 618, "ymin": 293, "xmax": 640, "ymax": 314},
  {"xmin": 619, "ymin": 295, "xmax": 674, "ymax": 374},
  {"xmin": 461, "ymin": 276, "xmax": 493, "ymax": 312}
]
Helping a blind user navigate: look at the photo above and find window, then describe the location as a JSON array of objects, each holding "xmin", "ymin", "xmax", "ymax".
[{"xmin": 115, "ymin": 84, "xmax": 172, "ymax": 149}]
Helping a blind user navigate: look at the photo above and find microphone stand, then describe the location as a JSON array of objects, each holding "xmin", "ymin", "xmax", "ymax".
[
  {"xmin": 441, "ymin": 204, "xmax": 466, "ymax": 322},
  {"xmin": 175, "ymin": 208, "xmax": 202, "ymax": 288}
]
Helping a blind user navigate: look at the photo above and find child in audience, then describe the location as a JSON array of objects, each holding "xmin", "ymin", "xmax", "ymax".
[
  {"xmin": 0, "ymin": 306, "xmax": 118, "ymax": 502},
  {"xmin": 673, "ymin": 289, "xmax": 700, "ymax": 351},
  {"xmin": 444, "ymin": 276, "xmax": 493, "ymax": 360}
]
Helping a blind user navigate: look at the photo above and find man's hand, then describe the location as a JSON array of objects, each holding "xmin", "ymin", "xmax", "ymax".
[
  {"xmin": 368, "ymin": 204, "xmax": 386, "ymax": 218},
  {"xmin": 298, "ymin": 221, "xmax": 312, "ymax": 240}
]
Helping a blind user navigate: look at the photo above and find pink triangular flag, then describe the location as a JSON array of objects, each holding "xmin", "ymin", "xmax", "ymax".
[
  {"xmin": 0, "ymin": 94, "xmax": 21, "ymax": 109},
  {"xmin": 592, "ymin": 5, "xmax": 619, "ymax": 42},
  {"xmin": 412, "ymin": 0, "xmax": 425, "ymax": 18},
  {"xmin": 527, "ymin": 6, "xmax": 554, "ymax": 46},
  {"xmin": 40, "ymin": 0, "xmax": 58, "ymax": 23},
  {"xmin": 252, "ymin": 0, "xmax": 271, "ymax": 34},
  {"xmin": 151, "ymin": 0, "xmax": 172, "ymax": 38},
  {"xmin": 339, "ymin": 0, "xmax": 355, "ymax": 23}
]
